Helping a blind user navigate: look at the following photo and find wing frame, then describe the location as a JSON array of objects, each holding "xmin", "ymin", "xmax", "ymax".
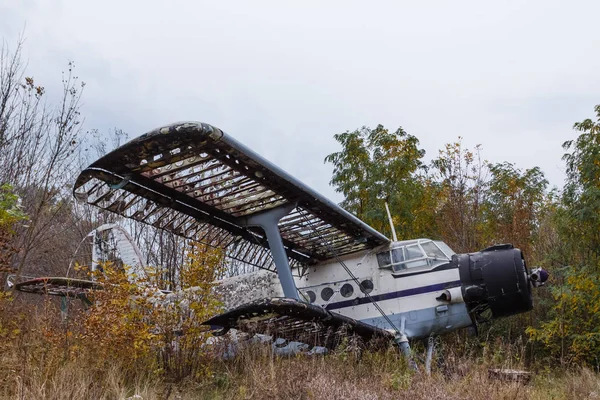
[{"xmin": 74, "ymin": 122, "xmax": 389, "ymax": 271}]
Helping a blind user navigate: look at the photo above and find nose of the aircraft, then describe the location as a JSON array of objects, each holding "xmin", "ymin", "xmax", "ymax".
[{"xmin": 453, "ymin": 244, "xmax": 534, "ymax": 321}]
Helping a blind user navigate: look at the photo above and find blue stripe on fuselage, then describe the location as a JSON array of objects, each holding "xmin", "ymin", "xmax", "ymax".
[{"xmin": 325, "ymin": 280, "xmax": 461, "ymax": 311}]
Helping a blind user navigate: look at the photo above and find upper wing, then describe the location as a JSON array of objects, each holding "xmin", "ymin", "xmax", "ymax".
[{"xmin": 73, "ymin": 122, "xmax": 389, "ymax": 271}]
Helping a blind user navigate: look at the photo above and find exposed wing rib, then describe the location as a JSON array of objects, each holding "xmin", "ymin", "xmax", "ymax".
[{"xmin": 74, "ymin": 122, "xmax": 389, "ymax": 271}]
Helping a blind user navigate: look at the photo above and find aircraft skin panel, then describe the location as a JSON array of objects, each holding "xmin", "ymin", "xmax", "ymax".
[
  {"xmin": 295, "ymin": 265, "xmax": 467, "ymax": 339},
  {"xmin": 360, "ymin": 304, "xmax": 473, "ymax": 340},
  {"xmin": 324, "ymin": 281, "xmax": 461, "ymax": 315},
  {"xmin": 73, "ymin": 122, "xmax": 389, "ymax": 271},
  {"xmin": 297, "ymin": 251, "xmax": 475, "ymax": 339},
  {"xmin": 296, "ymin": 248, "xmax": 461, "ymax": 307}
]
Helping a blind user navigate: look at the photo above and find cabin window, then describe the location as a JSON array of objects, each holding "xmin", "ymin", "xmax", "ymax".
[
  {"xmin": 360, "ymin": 279, "xmax": 374, "ymax": 294},
  {"xmin": 401, "ymin": 259, "xmax": 428, "ymax": 270},
  {"xmin": 340, "ymin": 283, "xmax": 354, "ymax": 297},
  {"xmin": 391, "ymin": 247, "xmax": 405, "ymax": 263},
  {"xmin": 435, "ymin": 241, "xmax": 455, "ymax": 258},
  {"xmin": 305, "ymin": 290, "xmax": 316, "ymax": 303},
  {"xmin": 376, "ymin": 251, "xmax": 391, "ymax": 268},
  {"xmin": 321, "ymin": 287, "xmax": 334, "ymax": 301},
  {"xmin": 391, "ymin": 245, "xmax": 427, "ymax": 271},
  {"xmin": 405, "ymin": 245, "xmax": 423, "ymax": 260},
  {"xmin": 377, "ymin": 239, "xmax": 454, "ymax": 273},
  {"xmin": 392, "ymin": 263, "xmax": 406, "ymax": 272}
]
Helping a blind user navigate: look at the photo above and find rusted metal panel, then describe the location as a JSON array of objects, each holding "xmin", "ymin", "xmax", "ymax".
[{"xmin": 74, "ymin": 122, "xmax": 390, "ymax": 272}]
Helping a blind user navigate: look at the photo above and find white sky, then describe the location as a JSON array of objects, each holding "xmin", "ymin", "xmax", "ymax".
[{"xmin": 2, "ymin": 0, "xmax": 599, "ymax": 202}]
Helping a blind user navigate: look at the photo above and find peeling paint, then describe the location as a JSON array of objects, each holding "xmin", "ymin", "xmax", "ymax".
[{"xmin": 214, "ymin": 270, "xmax": 282, "ymax": 309}]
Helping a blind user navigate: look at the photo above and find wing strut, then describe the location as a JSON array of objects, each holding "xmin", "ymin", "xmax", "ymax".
[{"xmin": 242, "ymin": 203, "xmax": 299, "ymax": 300}]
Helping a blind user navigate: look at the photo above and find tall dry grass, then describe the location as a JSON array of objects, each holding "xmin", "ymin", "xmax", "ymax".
[
  {"xmin": 3, "ymin": 338, "xmax": 600, "ymax": 399},
  {"xmin": 1, "ymin": 297, "xmax": 599, "ymax": 399}
]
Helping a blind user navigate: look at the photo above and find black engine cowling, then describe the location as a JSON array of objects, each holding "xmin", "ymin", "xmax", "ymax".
[{"xmin": 454, "ymin": 244, "xmax": 532, "ymax": 320}]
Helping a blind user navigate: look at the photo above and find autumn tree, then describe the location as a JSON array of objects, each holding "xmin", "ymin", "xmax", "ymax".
[
  {"xmin": 430, "ymin": 140, "xmax": 487, "ymax": 252},
  {"xmin": 0, "ymin": 39, "xmax": 87, "ymax": 277},
  {"xmin": 325, "ymin": 125, "xmax": 436, "ymax": 239},
  {"xmin": 560, "ymin": 104, "xmax": 600, "ymax": 263},
  {"xmin": 528, "ymin": 104, "xmax": 600, "ymax": 365},
  {"xmin": 76, "ymin": 240, "xmax": 225, "ymax": 380},
  {"xmin": 484, "ymin": 162, "xmax": 548, "ymax": 257}
]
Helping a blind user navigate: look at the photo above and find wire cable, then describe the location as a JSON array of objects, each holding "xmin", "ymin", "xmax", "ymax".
[{"xmin": 299, "ymin": 212, "xmax": 401, "ymax": 335}]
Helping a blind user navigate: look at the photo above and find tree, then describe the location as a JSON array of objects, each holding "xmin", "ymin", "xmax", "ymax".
[
  {"xmin": 484, "ymin": 162, "xmax": 548, "ymax": 257},
  {"xmin": 430, "ymin": 139, "xmax": 487, "ymax": 252},
  {"xmin": 76, "ymin": 240, "xmax": 225, "ymax": 380},
  {"xmin": 560, "ymin": 104, "xmax": 600, "ymax": 263},
  {"xmin": 324, "ymin": 125, "xmax": 434, "ymax": 239},
  {"xmin": 0, "ymin": 39, "xmax": 87, "ymax": 277},
  {"xmin": 527, "ymin": 104, "xmax": 600, "ymax": 366},
  {"xmin": 0, "ymin": 184, "xmax": 26, "ymax": 272}
]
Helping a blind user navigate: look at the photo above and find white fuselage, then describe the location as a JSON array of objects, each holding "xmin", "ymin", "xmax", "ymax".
[{"xmin": 216, "ymin": 239, "xmax": 474, "ymax": 340}]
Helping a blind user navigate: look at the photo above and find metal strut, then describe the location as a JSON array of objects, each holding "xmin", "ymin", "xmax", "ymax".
[{"xmin": 243, "ymin": 203, "xmax": 299, "ymax": 300}]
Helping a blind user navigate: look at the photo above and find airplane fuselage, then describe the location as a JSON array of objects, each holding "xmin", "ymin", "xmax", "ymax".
[{"xmin": 217, "ymin": 238, "xmax": 474, "ymax": 340}]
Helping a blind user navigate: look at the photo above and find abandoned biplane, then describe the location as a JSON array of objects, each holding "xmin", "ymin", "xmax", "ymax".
[{"xmin": 23, "ymin": 122, "xmax": 549, "ymax": 359}]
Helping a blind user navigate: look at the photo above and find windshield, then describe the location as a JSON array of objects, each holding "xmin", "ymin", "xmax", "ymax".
[{"xmin": 375, "ymin": 239, "xmax": 453, "ymax": 273}]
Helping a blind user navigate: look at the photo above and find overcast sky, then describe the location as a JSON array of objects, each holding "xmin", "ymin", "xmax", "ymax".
[{"xmin": 1, "ymin": 0, "xmax": 599, "ymax": 202}]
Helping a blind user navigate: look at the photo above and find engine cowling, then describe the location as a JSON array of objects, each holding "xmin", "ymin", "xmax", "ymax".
[{"xmin": 454, "ymin": 244, "xmax": 533, "ymax": 320}]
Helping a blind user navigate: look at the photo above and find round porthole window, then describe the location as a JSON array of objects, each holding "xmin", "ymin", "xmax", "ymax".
[
  {"xmin": 340, "ymin": 283, "xmax": 354, "ymax": 298},
  {"xmin": 360, "ymin": 279, "xmax": 374, "ymax": 294},
  {"xmin": 321, "ymin": 287, "xmax": 334, "ymax": 301},
  {"xmin": 305, "ymin": 290, "xmax": 316, "ymax": 303}
]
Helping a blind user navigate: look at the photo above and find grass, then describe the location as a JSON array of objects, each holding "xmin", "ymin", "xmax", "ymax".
[
  {"xmin": 1, "ymin": 298, "xmax": 598, "ymax": 399},
  {"xmin": 1, "ymin": 336, "xmax": 599, "ymax": 399}
]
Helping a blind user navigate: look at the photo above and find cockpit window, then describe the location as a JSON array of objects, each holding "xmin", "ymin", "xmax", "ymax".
[
  {"xmin": 376, "ymin": 239, "xmax": 453, "ymax": 273},
  {"xmin": 405, "ymin": 245, "xmax": 423, "ymax": 260},
  {"xmin": 391, "ymin": 247, "xmax": 405, "ymax": 263},
  {"xmin": 421, "ymin": 241, "xmax": 446, "ymax": 259},
  {"xmin": 434, "ymin": 241, "xmax": 455, "ymax": 258},
  {"xmin": 376, "ymin": 251, "xmax": 391, "ymax": 268}
]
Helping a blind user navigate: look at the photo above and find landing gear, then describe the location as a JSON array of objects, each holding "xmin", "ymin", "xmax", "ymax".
[
  {"xmin": 425, "ymin": 336, "xmax": 435, "ymax": 375},
  {"xmin": 394, "ymin": 331, "xmax": 439, "ymax": 374},
  {"xmin": 394, "ymin": 333, "xmax": 411, "ymax": 358},
  {"xmin": 394, "ymin": 318, "xmax": 418, "ymax": 369}
]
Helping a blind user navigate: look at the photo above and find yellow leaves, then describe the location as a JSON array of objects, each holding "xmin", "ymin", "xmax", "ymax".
[
  {"xmin": 71, "ymin": 261, "xmax": 156, "ymax": 369},
  {"xmin": 182, "ymin": 241, "xmax": 225, "ymax": 290},
  {"xmin": 69, "ymin": 240, "xmax": 225, "ymax": 379},
  {"xmin": 529, "ymin": 266, "xmax": 600, "ymax": 364}
]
